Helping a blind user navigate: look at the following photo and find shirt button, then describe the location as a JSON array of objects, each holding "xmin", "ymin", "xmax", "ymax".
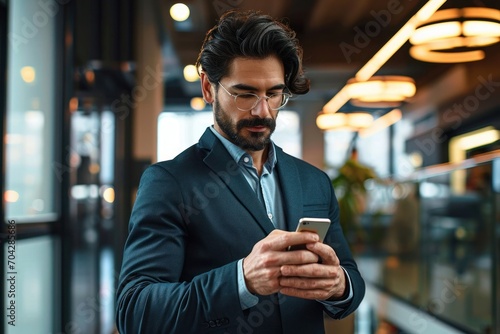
[
  {"xmin": 243, "ymin": 157, "xmax": 250, "ymax": 163},
  {"xmin": 268, "ymin": 213, "xmax": 273, "ymax": 219}
]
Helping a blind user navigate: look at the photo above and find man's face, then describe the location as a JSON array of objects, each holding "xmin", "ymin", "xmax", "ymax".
[{"xmin": 213, "ymin": 56, "xmax": 286, "ymax": 152}]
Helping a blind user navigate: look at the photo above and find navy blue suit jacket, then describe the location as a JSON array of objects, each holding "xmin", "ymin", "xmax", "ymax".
[{"xmin": 116, "ymin": 128, "xmax": 365, "ymax": 333}]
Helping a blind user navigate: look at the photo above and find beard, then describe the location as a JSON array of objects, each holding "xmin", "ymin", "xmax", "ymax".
[{"xmin": 214, "ymin": 99, "xmax": 277, "ymax": 151}]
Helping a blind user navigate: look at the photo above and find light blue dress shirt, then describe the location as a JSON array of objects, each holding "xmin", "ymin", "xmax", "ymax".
[{"xmin": 209, "ymin": 126, "xmax": 353, "ymax": 311}]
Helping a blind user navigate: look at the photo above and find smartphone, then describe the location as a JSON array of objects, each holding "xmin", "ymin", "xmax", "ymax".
[{"xmin": 288, "ymin": 217, "xmax": 331, "ymax": 251}]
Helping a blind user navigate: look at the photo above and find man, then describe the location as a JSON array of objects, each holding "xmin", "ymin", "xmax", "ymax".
[{"xmin": 116, "ymin": 9, "xmax": 365, "ymax": 334}]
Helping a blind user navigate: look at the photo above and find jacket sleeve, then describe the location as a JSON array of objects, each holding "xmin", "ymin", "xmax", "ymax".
[
  {"xmin": 320, "ymin": 171, "xmax": 366, "ymax": 319},
  {"xmin": 115, "ymin": 165, "xmax": 243, "ymax": 333}
]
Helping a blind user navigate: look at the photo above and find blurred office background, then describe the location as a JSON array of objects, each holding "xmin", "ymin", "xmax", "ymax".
[{"xmin": 1, "ymin": 0, "xmax": 499, "ymax": 333}]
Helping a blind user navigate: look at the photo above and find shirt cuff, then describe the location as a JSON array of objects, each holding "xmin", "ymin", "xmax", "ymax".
[
  {"xmin": 318, "ymin": 266, "xmax": 353, "ymax": 306},
  {"xmin": 237, "ymin": 259, "xmax": 259, "ymax": 310}
]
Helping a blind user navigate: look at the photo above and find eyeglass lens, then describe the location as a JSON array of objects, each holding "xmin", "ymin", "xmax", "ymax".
[{"xmin": 235, "ymin": 93, "xmax": 288, "ymax": 110}]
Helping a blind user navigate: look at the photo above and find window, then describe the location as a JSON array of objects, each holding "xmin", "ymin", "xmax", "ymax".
[
  {"xmin": 4, "ymin": 0, "xmax": 58, "ymax": 220},
  {"xmin": 324, "ymin": 119, "xmax": 416, "ymax": 179},
  {"xmin": 324, "ymin": 130, "xmax": 357, "ymax": 170},
  {"xmin": 2, "ymin": 1, "xmax": 62, "ymax": 332},
  {"xmin": 392, "ymin": 118, "xmax": 417, "ymax": 178},
  {"xmin": 157, "ymin": 110, "xmax": 301, "ymax": 161},
  {"xmin": 357, "ymin": 127, "xmax": 390, "ymax": 177}
]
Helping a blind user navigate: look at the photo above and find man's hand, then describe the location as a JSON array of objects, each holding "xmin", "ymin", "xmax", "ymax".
[
  {"xmin": 279, "ymin": 241, "xmax": 346, "ymax": 301},
  {"xmin": 242, "ymin": 230, "xmax": 320, "ymax": 296}
]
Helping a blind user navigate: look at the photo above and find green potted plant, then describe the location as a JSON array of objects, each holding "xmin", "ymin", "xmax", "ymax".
[{"xmin": 331, "ymin": 148, "xmax": 377, "ymax": 251}]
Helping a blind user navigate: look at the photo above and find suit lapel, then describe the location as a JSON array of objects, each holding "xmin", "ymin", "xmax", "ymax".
[
  {"xmin": 275, "ymin": 147, "xmax": 303, "ymax": 231},
  {"xmin": 199, "ymin": 129, "xmax": 275, "ymax": 235}
]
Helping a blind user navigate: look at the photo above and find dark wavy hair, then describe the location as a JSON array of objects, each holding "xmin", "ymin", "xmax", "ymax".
[{"xmin": 195, "ymin": 10, "xmax": 310, "ymax": 95}]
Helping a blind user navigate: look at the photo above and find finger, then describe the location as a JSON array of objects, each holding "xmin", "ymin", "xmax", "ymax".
[
  {"xmin": 280, "ymin": 263, "xmax": 340, "ymax": 279},
  {"xmin": 280, "ymin": 249, "xmax": 319, "ymax": 265},
  {"xmin": 305, "ymin": 242, "xmax": 339, "ymax": 265},
  {"xmin": 279, "ymin": 286, "xmax": 334, "ymax": 300},
  {"xmin": 261, "ymin": 230, "xmax": 320, "ymax": 251},
  {"xmin": 279, "ymin": 276, "xmax": 335, "ymax": 290}
]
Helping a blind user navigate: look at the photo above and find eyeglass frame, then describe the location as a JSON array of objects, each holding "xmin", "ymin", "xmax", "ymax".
[{"xmin": 217, "ymin": 81, "xmax": 292, "ymax": 111}]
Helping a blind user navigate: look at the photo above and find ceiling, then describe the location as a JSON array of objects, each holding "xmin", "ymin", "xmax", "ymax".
[{"xmin": 157, "ymin": 0, "xmax": 500, "ymax": 118}]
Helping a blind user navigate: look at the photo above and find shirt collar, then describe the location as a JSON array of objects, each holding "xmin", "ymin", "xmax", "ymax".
[{"xmin": 209, "ymin": 126, "xmax": 277, "ymax": 171}]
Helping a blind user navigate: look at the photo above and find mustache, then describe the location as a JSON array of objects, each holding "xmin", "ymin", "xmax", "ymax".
[{"xmin": 237, "ymin": 118, "xmax": 275, "ymax": 130}]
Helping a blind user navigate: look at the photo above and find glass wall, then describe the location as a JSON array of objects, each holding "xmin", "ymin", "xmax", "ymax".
[
  {"xmin": 324, "ymin": 118, "xmax": 418, "ymax": 179},
  {"xmin": 3, "ymin": 0, "xmax": 63, "ymax": 332},
  {"xmin": 4, "ymin": 0, "xmax": 59, "ymax": 220},
  {"xmin": 68, "ymin": 108, "xmax": 116, "ymax": 334},
  {"xmin": 357, "ymin": 156, "xmax": 499, "ymax": 333},
  {"xmin": 324, "ymin": 130, "xmax": 356, "ymax": 170}
]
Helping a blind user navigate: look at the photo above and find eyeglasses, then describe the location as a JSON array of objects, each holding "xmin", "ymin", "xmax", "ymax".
[{"xmin": 218, "ymin": 81, "xmax": 292, "ymax": 111}]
